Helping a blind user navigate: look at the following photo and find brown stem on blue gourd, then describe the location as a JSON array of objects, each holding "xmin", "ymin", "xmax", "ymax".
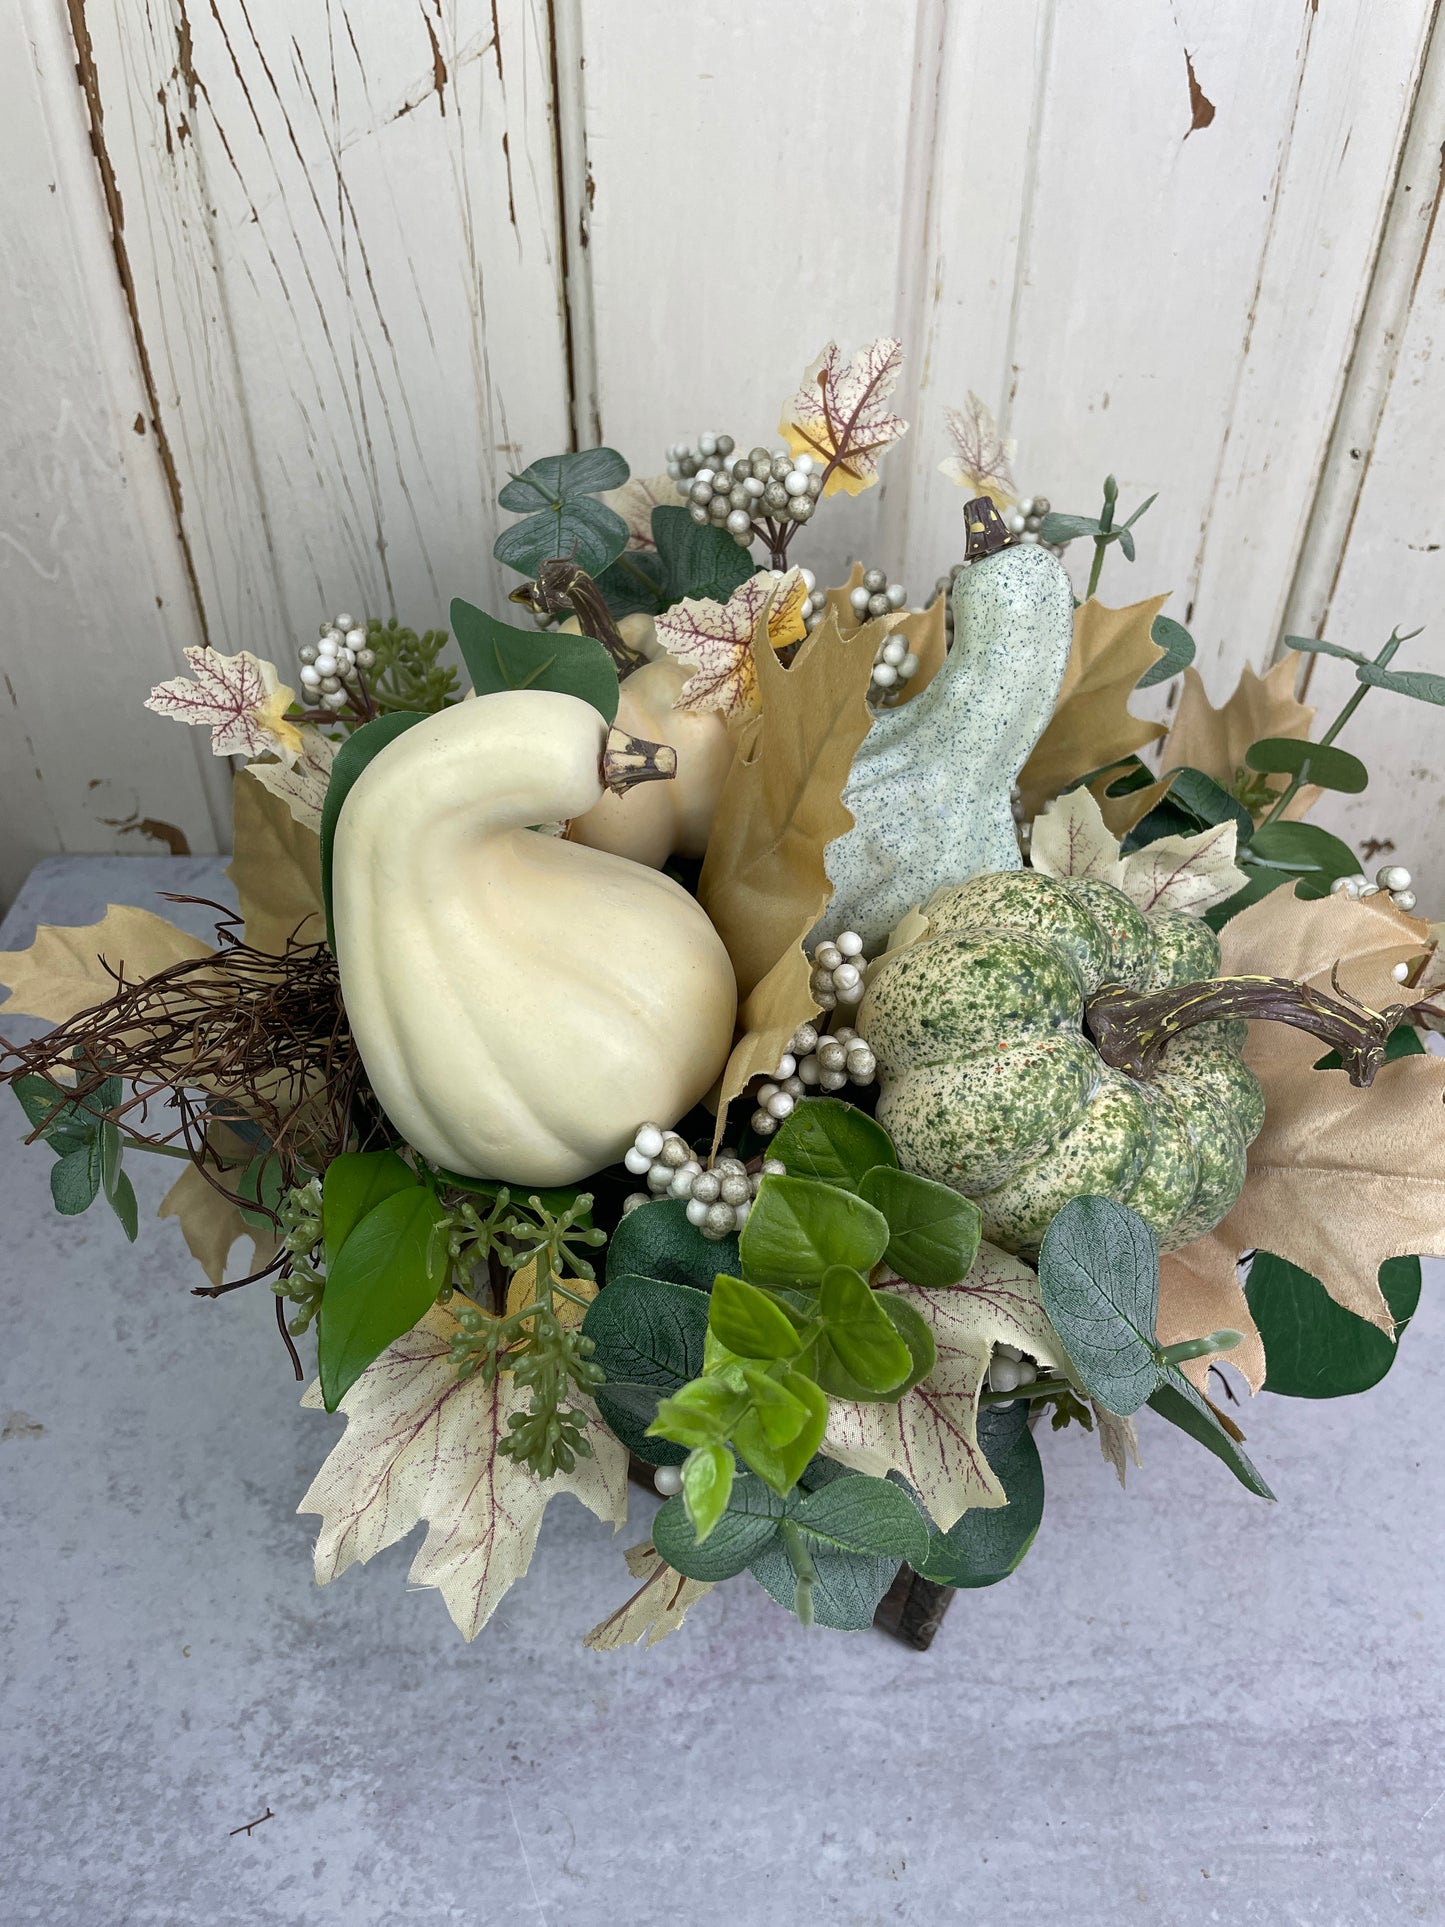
[
  {"xmin": 1085, "ymin": 972, "xmax": 1406, "ymax": 1089},
  {"xmin": 602, "ymin": 731, "xmax": 677, "ymax": 796},
  {"xmin": 509, "ymin": 560, "xmax": 647, "ymax": 678}
]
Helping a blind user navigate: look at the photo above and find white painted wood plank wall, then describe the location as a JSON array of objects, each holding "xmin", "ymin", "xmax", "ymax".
[{"xmin": 2, "ymin": 0, "xmax": 1442, "ymax": 912}]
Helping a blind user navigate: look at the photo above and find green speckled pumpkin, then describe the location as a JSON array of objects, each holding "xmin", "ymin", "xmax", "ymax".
[{"xmin": 855, "ymin": 869, "xmax": 1265, "ymax": 1254}]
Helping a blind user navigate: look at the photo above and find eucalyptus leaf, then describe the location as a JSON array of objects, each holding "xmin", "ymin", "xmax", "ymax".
[
  {"xmin": 739, "ymin": 1174, "xmax": 890, "ymax": 1287},
  {"xmin": 1138, "ymin": 614, "xmax": 1196, "ymax": 688},
  {"xmin": 449, "ymin": 598, "xmax": 619, "ymax": 722},
  {"xmin": 496, "ymin": 447, "xmax": 629, "ymax": 512},
  {"xmin": 1037, "ymin": 1196, "xmax": 1160, "ymax": 1416},
  {"xmin": 1245, "ymin": 1251, "xmax": 1420, "ymax": 1399},
  {"xmin": 604, "ymin": 1196, "xmax": 738, "ymax": 1291},
  {"xmin": 583, "ymin": 1271, "xmax": 709, "ymax": 1389},
  {"xmin": 1116, "ymin": 527, "xmax": 1136, "ymax": 563},
  {"xmin": 1283, "ymin": 635, "xmax": 1368, "ymax": 665},
  {"xmin": 766, "ymin": 1099, "xmax": 897, "ymax": 1193},
  {"xmin": 653, "ymin": 1471, "xmax": 785, "ymax": 1581},
  {"xmin": 1148, "ymin": 1369, "xmax": 1274, "ymax": 1499},
  {"xmin": 493, "ymin": 448, "xmax": 630, "ymax": 578},
  {"xmin": 744, "ymin": 1472, "xmax": 924, "ymax": 1630},
  {"xmin": 1244, "ymin": 737, "xmax": 1368, "ymax": 794},
  {"xmin": 859, "ymin": 1164, "xmax": 981, "ymax": 1287},
  {"xmin": 1039, "ymin": 512, "xmax": 1101, "ymax": 544},
  {"xmin": 107, "ymin": 1171, "xmax": 140, "ymax": 1244},
  {"xmin": 593, "ymin": 548, "xmax": 667, "ymax": 619},
  {"xmin": 817, "ymin": 1266, "xmax": 913, "ymax": 1394},
  {"xmin": 317, "ymin": 1182, "xmax": 448, "ymax": 1412},
  {"xmin": 1354, "ymin": 662, "xmax": 1445, "ymax": 706},
  {"xmin": 1209, "ymin": 819, "xmax": 1360, "ymax": 925},
  {"xmin": 915, "ymin": 1401, "xmax": 1044, "ymax": 1587},
  {"xmin": 50, "ymin": 1142, "xmax": 102, "ymax": 1216}
]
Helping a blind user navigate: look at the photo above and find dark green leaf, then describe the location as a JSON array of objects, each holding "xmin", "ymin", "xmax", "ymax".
[
  {"xmin": 650, "ymin": 505, "xmax": 756, "ymax": 605},
  {"xmin": 1039, "ymin": 513, "xmax": 1101, "ymax": 544},
  {"xmin": 1129, "ymin": 765, "xmax": 1254, "ymax": 853},
  {"xmin": 1037, "ymin": 1196, "xmax": 1159, "ymax": 1416},
  {"xmin": 236, "ymin": 1153, "xmax": 287, "ymax": 1235},
  {"xmin": 1245, "ymin": 1251, "xmax": 1420, "ymax": 1399},
  {"xmin": 594, "ymin": 547, "xmax": 667, "ymax": 619},
  {"xmin": 1283, "ymin": 635, "xmax": 1368, "ymax": 665},
  {"xmin": 739, "ymin": 1174, "xmax": 890, "ymax": 1286},
  {"xmin": 12, "ymin": 1072, "xmax": 78, "ymax": 1138},
  {"xmin": 449, "ymin": 598, "xmax": 619, "ymax": 722},
  {"xmin": 915, "ymin": 1401, "xmax": 1044, "ymax": 1587},
  {"xmin": 584, "ymin": 1271, "xmax": 709, "ymax": 1389},
  {"xmin": 1245, "ymin": 737, "xmax": 1368, "ymax": 794},
  {"xmin": 322, "ymin": 1150, "xmax": 420, "ymax": 1270},
  {"xmin": 652, "ymin": 1471, "xmax": 784, "ymax": 1581},
  {"xmin": 591, "ymin": 1380, "xmax": 678, "ymax": 1463},
  {"xmin": 1116, "ymin": 527, "xmax": 1136, "ymax": 563},
  {"xmin": 708, "ymin": 1274, "xmax": 805, "ymax": 1361},
  {"xmin": 1354, "ymin": 662, "xmax": 1445, "ymax": 706},
  {"xmin": 107, "ymin": 1170, "xmax": 140, "ymax": 1243},
  {"xmin": 789, "ymin": 1473, "xmax": 929, "ymax": 1567},
  {"xmin": 817, "ymin": 1266, "xmax": 913, "ymax": 1394},
  {"xmin": 50, "ymin": 1142, "xmax": 101, "ymax": 1216},
  {"xmin": 493, "ymin": 497, "xmax": 629, "ymax": 578},
  {"xmin": 317, "ymin": 1184, "xmax": 448, "ymax": 1411},
  {"xmin": 437, "ymin": 1170, "xmax": 590, "ymax": 1220},
  {"xmin": 1147, "ymin": 1369, "xmax": 1274, "ymax": 1499},
  {"xmin": 1138, "ymin": 614, "xmax": 1196, "ymax": 688},
  {"xmin": 496, "ymin": 448, "xmax": 629, "ymax": 512},
  {"xmin": 766, "ymin": 1098, "xmax": 897, "ymax": 1193},
  {"xmin": 859, "ymin": 1164, "xmax": 981, "ymax": 1287},
  {"xmin": 319, "ymin": 710, "xmax": 428, "ymax": 946},
  {"xmin": 604, "ymin": 1196, "xmax": 738, "ymax": 1290},
  {"xmin": 1209, "ymin": 820, "xmax": 1361, "ymax": 925}
]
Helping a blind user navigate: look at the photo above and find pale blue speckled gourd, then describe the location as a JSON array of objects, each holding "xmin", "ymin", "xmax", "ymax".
[{"xmin": 812, "ymin": 540, "xmax": 1076, "ymax": 953}]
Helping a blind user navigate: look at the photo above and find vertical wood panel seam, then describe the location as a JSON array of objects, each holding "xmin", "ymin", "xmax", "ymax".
[
  {"xmin": 1001, "ymin": 0, "xmax": 1057, "ymax": 426},
  {"xmin": 544, "ymin": 0, "xmax": 597, "ymax": 449},
  {"xmin": 1280, "ymin": 0, "xmax": 1445, "ymax": 689}
]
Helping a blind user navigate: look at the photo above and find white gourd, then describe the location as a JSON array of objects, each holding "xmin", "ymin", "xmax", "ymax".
[
  {"xmin": 813, "ymin": 542, "xmax": 1076, "ymax": 952},
  {"xmin": 332, "ymin": 689, "xmax": 738, "ymax": 1186}
]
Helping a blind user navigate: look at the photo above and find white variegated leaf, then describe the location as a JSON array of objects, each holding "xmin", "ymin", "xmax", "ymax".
[
  {"xmin": 938, "ymin": 391, "xmax": 1018, "ymax": 506},
  {"xmin": 245, "ymin": 728, "xmax": 335, "ymax": 833},
  {"xmin": 781, "ymin": 338, "xmax": 908, "ymax": 496},
  {"xmin": 583, "ymin": 1544, "xmax": 713, "ymax": 1651},
  {"xmin": 1029, "ymin": 788, "xmax": 1127, "ymax": 886},
  {"xmin": 1118, "ymin": 822, "xmax": 1248, "ymax": 916}
]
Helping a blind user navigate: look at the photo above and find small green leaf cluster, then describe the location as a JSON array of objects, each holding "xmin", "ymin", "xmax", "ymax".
[
  {"xmin": 360, "ymin": 618, "xmax": 460, "ymax": 717},
  {"xmin": 271, "ymin": 1178, "xmax": 325, "ymax": 1334},
  {"xmin": 12, "ymin": 1064, "xmax": 138, "ymax": 1241},
  {"xmin": 1041, "ymin": 473, "xmax": 1157, "ymax": 596}
]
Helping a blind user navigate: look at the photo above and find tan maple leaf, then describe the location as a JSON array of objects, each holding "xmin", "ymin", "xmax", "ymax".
[
  {"xmin": 1016, "ymin": 596, "xmax": 1168, "ymax": 822},
  {"xmin": 780, "ymin": 338, "xmax": 909, "ymax": 497},
  {"xmin": 146, "ymin": 647, "xmax": 303, "ymax": 766},
  {"xmin": 655, "ymin": 570, "xmax": 807, "ymax": 719},
  {"xmin": 1160, "ymin": 660, "xmax": 1317, "ymax": 821},
  {"xmin": 0, "ymin": 905, "xmax": 213, "ymax": 1027},
  {"xmin": 1031, "ymin": 787, "xmax": 1248, "ymax": 917},
  {"xmin": 583, "ymin": 1542, "xmax": 713, "ymax": 1651},
  {"xmin": 245, "ymin": 727, "xmax": 335, "ymax": 834},
  {"xmin": 938, "ymin": 392, "xmax": 1018, "ymax": 510},
  {"xmin": 823, "ymin": 1243, "xmax": 1067, "ymax": 1530},
  {"xmin": 299, "ymin": 1304, "xmax": 628, "ymax": 1640},
  {"xmin": 157, "ymin": 1122, "xmax": 279, "ymax": 1288},
  {"xmin": 1158, "ymin": 1229, "xmax": 1263, "ymax": 1393},
  {"xmin": 1204, "ymin": 887, "xmax": 1445, "ymax": 1334},
  {"xmin": 227, "ymin": 770, "xmax": 326, "ymax": 955}
]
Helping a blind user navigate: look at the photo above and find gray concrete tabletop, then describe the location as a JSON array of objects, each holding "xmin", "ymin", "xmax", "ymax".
[{"xmin": 1, "ymin": 856, "xmax": 1441, "ymax": 1927}]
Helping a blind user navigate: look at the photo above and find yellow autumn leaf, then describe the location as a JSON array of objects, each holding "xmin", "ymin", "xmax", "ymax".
[
  {"xmin": 1016, "ymin": 596, "xmax": 1169, "ymax": 822},
  {"xmin": 227, "ymin": 769, "xmax": 326, "ymax": 955},
  {"xmin": 1160, "ymin": 660, "xmax": 1318, "ymax": 821},
  {"xmin": 779, "ymin": 337, "xmax": 908, "ymax": 496},
  {"xmin": 0, "ymin": 905, "xmax": 213, "ymax": 1026}
]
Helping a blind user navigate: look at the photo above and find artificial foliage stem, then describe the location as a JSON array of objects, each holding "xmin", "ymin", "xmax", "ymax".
[
  {"xmin": 1085, "ymin": 974, "xmax": 1404, "ymax": 1088},
  {"xmin": 1258, "ymin": 627, "xmax": 1419, "ymax": 827},
  {"xmin": 779, "ymin": 1519, "xmax": 817, "ymax": 1629},
  {"xmin": 511, "ymin": 559, "xmax": 647, "ymax": 677},
  {"xmin": 1085, "ymin": 475, "xmax": 1118, "ymax": 601}
]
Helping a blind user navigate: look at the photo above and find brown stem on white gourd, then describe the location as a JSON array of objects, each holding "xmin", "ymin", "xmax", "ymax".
[
  {"xmin": 1084, "ymin": 972, "xmax": 1406, "ymax": 1089},
  {"xmin": 602, "ymin": 731, "xmax": 677, "ymax": 795},
  {"xmin": 509, "ymin": 561, "xmax": 647, "ymax": 678},
  {"xmin": 962, "ymin": 496, "xmax": 1020, "ymax": 561}
]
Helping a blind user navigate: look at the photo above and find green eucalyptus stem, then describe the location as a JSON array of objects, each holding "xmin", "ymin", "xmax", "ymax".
[
  {"xmin": 1086, "ymin": 973, "xmax": 1403, "ymax": 1089},
  {"xmin": 779, "ymin": 1519, "xmax": 817, "ymax": 1629},
  {"xmin": 1085, "ymin": 475, "xmax": 1118, "ymax": 600},
  {"xmin": 1259, "ymin": 627, "xmax": 1409, "ymax": 828},
  {"xmin": 1159, "ymin": 1330, "xmax": 1243, "ymax": 1366}
]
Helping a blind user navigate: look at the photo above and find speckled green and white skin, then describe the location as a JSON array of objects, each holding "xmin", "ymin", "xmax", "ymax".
[
  {"xmin": 810, "ymin": 542, "xmax": 1076, "ymax": 954},
  {"xmin": 857, "ymin": 869, "xmax": 1265, "ymax": 1255}
]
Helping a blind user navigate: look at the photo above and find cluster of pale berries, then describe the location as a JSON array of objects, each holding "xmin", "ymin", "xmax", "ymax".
[
  {"xmin": 296, "ymin": 614, "xmax": 376, "ymax": 711},
  {"xmin": 621, "ymin": 1126, "xmax": 785, "ymax": 1240},
  {"xmin": 666, "ymin": 434, "xmax": 824, "ymax": 544},
  {"xmin": 987, "ymin": 1344, "xmax": 1043, "ymax": 1394},
  {"xmin": 1330, "ymin": 861, "xmax": 1417, "ymax": 915}
]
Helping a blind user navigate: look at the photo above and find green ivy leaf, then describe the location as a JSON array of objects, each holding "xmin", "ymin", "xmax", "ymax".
[
  {"xmin": 739, "ymin": 1174, "xmax": 890, "ymax": 1287},
  {"xmin": 317, "ymin": 1181, "xmax": 448, "ymax": 1412},
  {"xmin": 604, "ymin": 1196, "xmax": 738, "ymax": 1290},
  {"xmin": 682, "ymin": 1443, "xmax": 735, "ymax": 1542},
  {"xmin": 1354, "ymin": 662, "xmax": 1445, "ymax": 706},
  {"xmin": 449, "ymin": 598, "xmax": 619, "ymax": 723},
  {"xmin": 493, "ymin": 449, "xmax": 631, "ymax": 578},
  {"xmin": 1037, "ymin": 1195, "xmax": 1160, "ymax": 1416},
  {"xmin": 859, "ymin": 1164, "xmax": 981, "ymax": 1287},
  {"xmin": 817, "ymin": 1266, "xmax": 913, "ymax": 1394},
  {"xmin": 708, "ymin": 1274, "xmax": 806, "ymax": 1361},
  {"xmin": 1245, "ymin": 737, "xmax": 1368, "ymax": 795},
  {"xmin": 319, "ymin": 710, "xmax": 428, "ymax": 946},
  {"xmin": 766, "ymin": 1098, "xmax": 897, "ymax": 1194},
  {"xmin": 1245, "ymin": 1251, "xmax": 1420, "ymax": 1399},
  {"xmin": 914, "ymin": 1400, "xmax": 1044, "ymax": 1588},
  {"xmin": 1147, "ymin": 1369, "xmax": 1274, "ymax": 1499},
  {"xmin": 1138, "ymin": 614, "xmax": 1196, "ymax": 688}
]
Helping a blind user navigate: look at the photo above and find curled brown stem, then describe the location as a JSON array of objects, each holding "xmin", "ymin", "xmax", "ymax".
[{"xmin": 510, "ymin": 560, "xmax": 647, "ymax": 677}]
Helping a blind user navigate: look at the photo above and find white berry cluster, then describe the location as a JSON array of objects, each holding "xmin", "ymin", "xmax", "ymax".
[
  {"xmin": 749, "ymin": 1022, "xmax": 878, "ymax": 1138},
  {"xmin": 667, "ymin": 435, "xmax": 823, "ymax": 545},
  {"xmin": 809, "ymin": 929, "xmax": 867, "ymax": 1010},
  {"xmin": 1330, "ymin": 862, "xmax": 1417, "ymax": 915},
  {"xmin": 987, "ymin": 1344, "xmax": 1041, "ymax": 1394},
  {"xmin": 621, "ymin": 1124, "xmax": 784, "ymax": 1240},
  {"xmin": 298, "ymin": 614, "xmax": 376, "ymax": 712}
]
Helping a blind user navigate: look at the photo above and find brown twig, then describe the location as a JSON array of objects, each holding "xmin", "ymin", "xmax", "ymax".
[{"xmin": 229, "ymin": 1808, "xmax": 275, "ymax": 1838}]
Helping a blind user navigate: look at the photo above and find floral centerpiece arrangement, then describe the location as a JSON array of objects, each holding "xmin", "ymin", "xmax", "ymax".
[{"xmin": 4, "ymin": 339, "xmax": 1443, "ymax": 1649}]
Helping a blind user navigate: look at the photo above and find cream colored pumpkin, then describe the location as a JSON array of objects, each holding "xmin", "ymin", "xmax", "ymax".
[
  {"xmin": 332, "ymin": 689, "xmax": 738, "ymax": 1185},
  {"xmin": 558, "ymin": 613, "xmax": 731, "ymax": 868}
]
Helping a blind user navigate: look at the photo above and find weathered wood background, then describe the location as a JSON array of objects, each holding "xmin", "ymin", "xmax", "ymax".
[{"xmin": 3, "ymin": 0, "xmax": 1442, "ymax": 911}]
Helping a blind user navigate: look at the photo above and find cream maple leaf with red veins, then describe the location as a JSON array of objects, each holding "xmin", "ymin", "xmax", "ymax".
[
  {"xmin": 298, "ymin": 1305, "xmax": 628, "ymax": 1640},
  {"xmin": 656, "ymin": 569, "xmax": 809, "ymax": 719},
  {"xmin": 938, "ymin": 391, "xmax": 1018, "ymax": 509},
  {"xmin": 146, "ymin": 647, "xmax": 304, "ymax": 766},
  {"xmin": 780, "ymin": 337, "xmax": 909, "ymax": 497},
  {"xmin": 823, "ymin": 1243, "xmax": 1067, "ymax": 1531},
  {"xmin": 1030, "ymin": 786, "xmax": 1248, "ymax": 917}
]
